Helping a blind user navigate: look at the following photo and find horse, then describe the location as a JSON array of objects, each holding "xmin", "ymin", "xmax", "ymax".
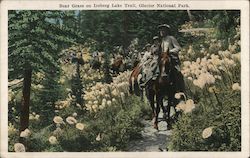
[
  {"xmin": 129, "ymin": 51, "xmax": 179, "ymax": 130},
  {"xmin": 129, "ymin": 62, "xmax": 144, "ymax": 101},
  {"xmin": 111, "ymin": 57, "xmax": 125, "ymax": 74}
]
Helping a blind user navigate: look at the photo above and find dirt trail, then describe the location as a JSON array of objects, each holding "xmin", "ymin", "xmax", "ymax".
[{"xmin": 127, "ymin": 111, "xmax": 172, "ymax": 152}]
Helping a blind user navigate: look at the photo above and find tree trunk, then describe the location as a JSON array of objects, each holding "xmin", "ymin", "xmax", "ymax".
[
  {"xmin": 20, "ymin": 69, "xmax": 32, "ymax": 139},
  {"xmin": 187, "ymin": 10, "xmax": 195, "ymax": 21}
]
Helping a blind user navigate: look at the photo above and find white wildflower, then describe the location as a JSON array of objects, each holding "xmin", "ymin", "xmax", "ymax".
[
  {"xmin": 187, "ymin": 77, "xmax": 193, "ymax": 80},
  {"xmin": 107, "ymin": 100, "xmax": 112, "ymax": 106},
  {"xmin": 66, "ymin": 116, "xmax": 77, "ymax": 125},
  {"xmin": 20, "ymin": 129, "xmax": 31, "ymax": 138},
  {"xmin": 175, "ymin": 99, "xmax": 195, "ymax": 114},
  {"xmin": 35, "ymin": 114, "xmax": 40, "ymax": 120},
  {"xmin": 111, "ymin": 89, "xmax": 119, "ymax": 96},
  {"xmin": 175, "ymin": 101, "xmax": 185, "ymax": 112},
  {"xmin": 112, "ymin": 98, "xmax": 116, "ymax": 103},
  {"xmin": 14, "ymin": 143, "xmax": 25, "ymax": 152},
  {"xmin": 232, "ymin": 53, "xmax": 240, "ymax": 62},
  {"xmin": 96, "ymin": 133, "xmax": 101, "ymax": 141},
  {"xmin": 202, "ymin": 127, "xmax": 213, "ymax": 139},
  {"xmin": 232, "ymin": 83, "xmax": 241, "ymax": 91},
  {"xmin": 53, "ymin": 116, "xmax": 64, "ymax": 124},
  {"xmin": 174, "ymin": 93, "xmax": 181, "ymax": 99},
  {"xmin": 72, "ymin": 112, "xmax": 77, "ymax": 117},
  {"xmin": 184, "ymin": 99, "xmax": 195, "ymax": 113},
  {"xmin": 102, "ymin": 98, "xmax": 107, "ymax": 104},
  {"xmin": 76, "ymin": 123, "xmax": 85, "ymax": 130},
  {"xmin": 49, "ymin": 136, "xmax": 58, "ymax": 145}
]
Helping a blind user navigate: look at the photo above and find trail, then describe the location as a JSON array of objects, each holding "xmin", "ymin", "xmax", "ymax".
[{"xmin": 126, "ymin": 110, "xmax": 173, "ymax": 152}]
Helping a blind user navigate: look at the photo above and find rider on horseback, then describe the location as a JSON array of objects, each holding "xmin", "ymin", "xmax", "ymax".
[
  {"xmin": 158, "ymin": 24, "xmax": 185, "ymax": 92},
  {"xmin": 139, "ymin": 24, "xmax": 185, "ymax": 93},
  {"xmin": 139, "ymin": 37, "xmax": 161, "ymax": 88}
]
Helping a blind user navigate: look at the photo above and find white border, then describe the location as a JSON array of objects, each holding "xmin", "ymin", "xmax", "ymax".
[{"xmin": 0, "ymin": 0, "xmax": 249, "ymax": 158}]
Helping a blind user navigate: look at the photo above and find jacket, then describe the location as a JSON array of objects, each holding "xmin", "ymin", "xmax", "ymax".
[{"xmin": 161, "ymin": 36, "xmax": 181, "ymax": 54}]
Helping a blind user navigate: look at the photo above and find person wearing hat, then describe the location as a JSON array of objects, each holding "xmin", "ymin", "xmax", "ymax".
[
  {"xmin": 151, "ymin": 36, "xmax": 161, "ymax": 55},
  {"xmin": 138, "ymin": 43, "xmax": 153, "ymax": 87},
  {"xmin": 139, "ymin": 36, "xmax": 162, "ymax": 88},
  {"xmin": 139, "ymin": 43, "xmax": 151, "ymax": 62},
  {"xmin": 149, "ymin": 36, "xmax": 161, "ymax": 79},
  {"xmin": 158, "ymin": 24, "xmax": 185, "ymax": 92}
]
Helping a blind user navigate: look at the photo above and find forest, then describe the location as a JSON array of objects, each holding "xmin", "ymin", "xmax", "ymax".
[{"xmin": 8, "ymin": 10, "xmax": 241, "ymax": 152}]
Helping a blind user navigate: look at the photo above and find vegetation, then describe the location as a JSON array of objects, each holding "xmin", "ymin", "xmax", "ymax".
[{"xmin": 168, "ymin": 18, "xmax": 241, "ymax": 151}]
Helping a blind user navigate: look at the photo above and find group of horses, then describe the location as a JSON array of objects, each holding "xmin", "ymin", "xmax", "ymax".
[{"xmin": 64, "ymin": 50, "xmax": 182, "ymax": 130}]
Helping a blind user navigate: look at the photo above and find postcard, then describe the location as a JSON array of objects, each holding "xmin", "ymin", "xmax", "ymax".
[{"xmin": 0, "ymin": 0, "xmax": 249, "ymax": 158}]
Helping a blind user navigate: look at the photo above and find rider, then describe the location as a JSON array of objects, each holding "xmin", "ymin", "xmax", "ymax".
[
  {"xmin": 150, "ymin": 36, "xmax": 161, "ymax": 79},
  {"xmin": 140, "ymin": 38, "xmax": 161, "ymax": 88},
  {"xmin": 158, "ymin": 24, "xmax": 185, "ymax": 92}
]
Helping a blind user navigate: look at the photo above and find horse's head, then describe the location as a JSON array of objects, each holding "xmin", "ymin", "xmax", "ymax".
[{"xmin": 112, "ymin": 58, "xmax": 123, "ymax": 67}]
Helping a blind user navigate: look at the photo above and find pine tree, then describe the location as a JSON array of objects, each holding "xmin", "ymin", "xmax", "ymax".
[
  {"xmin": 103, "ymin": 53, "xmax": 112, "ymax": 84},
  {"xmin": 71, "ymin": 58, "xmax": 84, "ymax": 107},
  {"xmin": 8, "ymin": 11, "xmax": 81, "ymax": 143},
  {"xmin": 36, "ymin": 68, "xmax": 63, "ymax": 127}
]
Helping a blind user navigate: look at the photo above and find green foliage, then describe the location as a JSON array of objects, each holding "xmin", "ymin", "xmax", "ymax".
[
  {"xmin": 168, "ymin": 13, "xmax": 241, "ymax": 151},
  {"xmin": 8, "ymin": 10, "xmax": 82, "ymax": 131},
  {"xmin": 8, "ymin": 10, "xmax": 82, "ymax": 79},
  {"xmin": 35, "ymin": 71, "xmax": 63, "ymax": 127},
  {"xmin": 84, "ymin": 96, "xmax": 145, "ymax": 151},
  {"xmin": 168, "ymin": 87, "xmax": 240, "ymax": 151},
  {"xmin": 78, "ymin": 10, "xmax": 189, "ymax": 53},
  {"xmin": 10, "ymin": 95, "xmax": 147, "ymax": 152}
]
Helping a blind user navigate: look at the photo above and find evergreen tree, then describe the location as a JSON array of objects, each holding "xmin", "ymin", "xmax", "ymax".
[
  {"xmin": 36, "ymin": 68, "xmax": 62, "ymax": 127},
  {"xmin": 8, "ymin": 11, "xmax": 81, "ymax": 142},
  {"xmin": 71, "ymin": 58, "xmax": 84, "ymax": 107},
  {"xmin": 103, "ymin": 53, "xmax": 112, "ymax": 83}
]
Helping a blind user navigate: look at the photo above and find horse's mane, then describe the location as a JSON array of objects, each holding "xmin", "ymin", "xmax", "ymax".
[{"xmin": 159, "ymin": 51, "xmax": 170, "ymax": 71}]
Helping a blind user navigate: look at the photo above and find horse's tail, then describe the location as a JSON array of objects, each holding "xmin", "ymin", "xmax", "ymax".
[{"xmin": 129, "ymin": 64, "xmax": 143, "ymax": 96}]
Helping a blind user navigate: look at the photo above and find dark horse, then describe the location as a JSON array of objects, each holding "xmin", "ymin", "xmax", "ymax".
[{"xmin": 129, "ymin": 51, "xmax": 178, "ymax": 130}]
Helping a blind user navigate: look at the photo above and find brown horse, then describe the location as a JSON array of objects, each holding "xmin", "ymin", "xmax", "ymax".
[
  {"xmin": 146, "ymin": 51, "xmax": 178, "ymax": 130},
  {"xmin": 129, "ymin": 62, "xmax": 144, "ymax": 100},
  {"xmin": 130, "ymin": 51, "xmax": 178, "ymax": 130},
  {"xmin": 111, "ymin": 57, "xmax": 125, "ymax": 74}
]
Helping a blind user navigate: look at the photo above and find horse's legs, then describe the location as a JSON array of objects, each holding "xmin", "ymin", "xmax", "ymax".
[
  {"xmin": 156, "ymin": 94, "xmax": 166, "ymax": 119},
  {"xmin": 159, "ymin": 94, "xmax": 167, "ymax": 121},
  {"xmin": 140, "ymin": 89, "xmax": 144, "ymax": 102},
  {"xmin": 166, "ymin": 91, "xmax": 176, "ymax": 129},
  {"xmin": 145, "ymin": 88, "xmax": 155, "ymax": 120},
  {"xmin": 155, "ymin": 94, "xmax": 163, "ymax": 130}
]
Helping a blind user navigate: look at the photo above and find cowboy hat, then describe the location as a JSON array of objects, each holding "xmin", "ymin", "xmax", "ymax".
[
  {"xmin": 143, "ymin": 43, "xmax": 151, "ymax": 50},
  {"xmin": 158, "ymin": 24, "xmax": 171, "ymax": 29},
  {"xmin": 153, "ymin": 36, "xmax": 159, "ymax": 40}
]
